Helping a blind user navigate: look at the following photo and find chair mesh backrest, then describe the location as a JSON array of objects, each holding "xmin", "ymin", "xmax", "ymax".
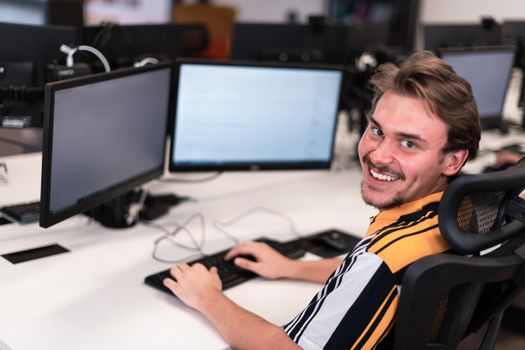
[
  {"xmin": 456, "ymin": 191, "xmax": 506, "ymax": 235},
  {"xmin": 429, "ymin": 191, "xmax": 506, "ymax": 345}
]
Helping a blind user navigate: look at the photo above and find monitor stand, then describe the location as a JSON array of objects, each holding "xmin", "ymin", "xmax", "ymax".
[
  {"xmin": 84, "ymin": 190, "xmax": 189, "ymax": 229},
  {"xmin": 85, "ymin": 192, "xmax": 138, "ymax": 229}
]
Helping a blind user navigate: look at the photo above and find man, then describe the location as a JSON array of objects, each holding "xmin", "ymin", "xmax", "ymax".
[{"xmin": 163, "ymin": 51, "xmax": 481, "ymax": 349}]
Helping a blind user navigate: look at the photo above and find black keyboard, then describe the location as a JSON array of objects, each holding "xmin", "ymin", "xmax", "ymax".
[
  {"xmin": 0, "ymin": 201, "xmax": 40, "ymax": 223},
  {"xmin": 144, "ymin": 237, "xmax": 306, "ymax": 296}
]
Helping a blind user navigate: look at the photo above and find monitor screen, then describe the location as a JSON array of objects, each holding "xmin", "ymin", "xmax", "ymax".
[
  {"xmin": 440, "ymin": 47, "xmax": 515, "ymax": 129},
  {"xmin": 169, "ymin": 60, "xmax": 343, "ymax": 171},
  {"xmin": 40, "ymin": 63, "xmax": 172, "ymax": 228}
]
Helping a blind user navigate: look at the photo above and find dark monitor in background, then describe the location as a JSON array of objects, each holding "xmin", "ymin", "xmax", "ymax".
[
  {"xmin": 0, "ymin": 22, "xmax": 76, "ymax": 127},
  {"xmin": 326, "ymin": 0, "xmax": 420, "ymax": 52},
  {"xmin": 424, "ymin": 22, "xmax": 503, "ymax": 49},
  {"xmin": 0, "ymin": 22, "xmax": 75, "ymax": 86},
  {"xmin": 502, "ymin": 20, "xmax": 525, "ymax": 120},
  {"xmin": 81, "ymin": 23, "xmax": 209, "ymax": 70},
  {"xmin": 40, "ymin": 63, "xmax": 172, "ymax": 228},
  {"xmin": 169, "ymin": 60, "xmax": 343, "ymax": 172},
  {"xmin": 439, "ymin": 47, "xmax": 515, "ymax": 130},
  {"xmin": 231, "ymin": 23, "xmax": 351, "ymax": 64}
]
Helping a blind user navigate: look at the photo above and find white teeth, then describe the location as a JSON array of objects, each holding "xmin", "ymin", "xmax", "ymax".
[{"xmin": 370, "ymin": 169, "xmax": 397, "ymax": 182}]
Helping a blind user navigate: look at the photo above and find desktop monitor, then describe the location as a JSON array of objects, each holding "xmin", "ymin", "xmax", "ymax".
[
  {"xmin": 0, "ymin": 22, "xmax": 75, "ymax": 86},
  {"xmin": 81, "ymin": 23, "xmax": 208, "ymax": 70},
  {"xmin": 502, "ymin": 20, "xmax": 525, "ymax": 114},
  {"xmin": 439, "ymin": 46, "xmax": 515, "ymax": 130},
  {"xmin": 169, "ymin": 60, "xmax": 343, "ymax": 172},
  {"xmin": 0, "ymin": 22, "xmax": 76, "ymax": 127},
  {"xmin": 40, "ymin": 63, "xmax": 173, "ymax": 228}
]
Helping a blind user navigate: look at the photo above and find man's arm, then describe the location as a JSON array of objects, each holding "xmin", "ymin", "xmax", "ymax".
[
  {"xmin": 224, "ymin": 241, "xmax": 342, "ymax": 283},
  {"xmin": 163, "ymin": 263, "xmax": 300, "ymax": 350}
]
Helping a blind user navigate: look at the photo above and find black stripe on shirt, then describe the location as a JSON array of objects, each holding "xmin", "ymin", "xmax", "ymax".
[
  {"xmin": 323, "ymin": 262, "xmax": 397, "ymax": 350},
  {"xmin": 374, "ymin": 224, "xmax": 439, "ymax": 255},
  {"xmin": 368, "ymin": 205, "xmax": 438, "ymax": 251},
  {"xmin": 353, "ymin": 285, "xmax": 398, "ymax": 349},
  {"xmin": 285, "ymin": 248, "xmax": 366, "ymax": 341}
]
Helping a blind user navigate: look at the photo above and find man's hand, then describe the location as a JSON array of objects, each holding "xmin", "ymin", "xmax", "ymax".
[
  {"xmin": 495, "ymin": 150, "xmax": 522, "ymax": 166},
  {"xmin": 224, "ymin": 241, "xmax": 293, "ymax": 279},
  {"xmin": 163, "ymin": 263, "xmax": 222, "ymax": 312}
]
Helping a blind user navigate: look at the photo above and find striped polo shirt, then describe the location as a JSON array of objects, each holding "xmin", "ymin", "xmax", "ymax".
[{"xmin": 284, "ymin": 192, "xmax": 449, "ymax": 349}]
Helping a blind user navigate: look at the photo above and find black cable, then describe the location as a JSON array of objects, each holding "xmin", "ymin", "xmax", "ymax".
[{"xmin": 91, "ymin": 21, "xmax": 117, "ymax": 48}]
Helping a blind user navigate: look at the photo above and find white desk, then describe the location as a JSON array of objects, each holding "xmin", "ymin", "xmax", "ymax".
[
  {"xmin": 1, "ymin": 75, "xmax": 523, "ymax": 349},
  {"xmin": 0, "ymin": 153, "xmax": 376, "ymax": 350}
]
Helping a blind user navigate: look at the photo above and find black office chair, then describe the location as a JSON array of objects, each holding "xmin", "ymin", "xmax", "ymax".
[{"xmin": 392, "ymin": 158, "xmax": 525, "ymax": 350}]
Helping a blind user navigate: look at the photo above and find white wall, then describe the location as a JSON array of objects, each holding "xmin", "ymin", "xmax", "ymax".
[
  {"xmin": 84, "ymin": 0, "xmax": 525, "ymax": 26},
  {"xmin": 421, "ymin": 0, "xmax": 525, "ymax": 24},
  {"xmin": 0, "ymin": 3, "xmax": 46, "ymax": 25},
  {"xmin": 84, "ymin": 0, "xmax": 172, "ymax": 25},
  {"xmin": 214, "ymin": 0, "xmax": 325, "ymax": 23},
  {"xmin": 214, "ymin": 0, "xmax": 525, "ymax": 24}
]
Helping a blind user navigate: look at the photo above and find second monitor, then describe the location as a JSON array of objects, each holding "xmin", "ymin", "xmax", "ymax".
[
  {"xmin": 439, "ymin": 46, "xmax": 515, "ymax": 130},
  {"xmin": 169, "ymin": 60, "xmax": 343, "ymax": 172}
]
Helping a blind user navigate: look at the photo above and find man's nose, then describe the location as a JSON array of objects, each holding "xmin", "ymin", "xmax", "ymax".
[{"xmin": 369, "ymin": 140, "xmax": 395, "ymax": 165}]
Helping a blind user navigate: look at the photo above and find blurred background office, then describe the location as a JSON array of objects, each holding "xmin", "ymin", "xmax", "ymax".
[{"xmin": 0, "ymin": 1, "xmax": 524, "ymax": 348}]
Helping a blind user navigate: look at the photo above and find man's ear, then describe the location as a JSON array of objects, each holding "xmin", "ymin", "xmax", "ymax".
[{"xmin": 442, "ymin": 149, "xmax": 469, "ymax": 176}]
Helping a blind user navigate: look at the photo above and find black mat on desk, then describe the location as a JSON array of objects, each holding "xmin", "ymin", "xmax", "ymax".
[
  {"xmin": 301, "ymin": 229, "xmax": 361, "ymax": 258},
  {"xmin": 2, "ymin": 244, "xmax": 69, "ymax": 264}
]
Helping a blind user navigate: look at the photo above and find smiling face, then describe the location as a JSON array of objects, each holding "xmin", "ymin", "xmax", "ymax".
[{"xmin": 358, "ymin": 91, "xmax": 468, "ymax": 210}]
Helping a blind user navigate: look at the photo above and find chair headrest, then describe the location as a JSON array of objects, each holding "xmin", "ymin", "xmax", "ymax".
[{"xmin": 439, "ymin": 157, "xmax": 525, "ymax": 254}]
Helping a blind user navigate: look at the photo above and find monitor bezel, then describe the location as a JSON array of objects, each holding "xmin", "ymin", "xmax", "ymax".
[
  {"xmin": 437, "ymin": 45, "xmax": 516, "ymax": 130},
  {"xmin": 168, "ymin": 58, "xmax": 343, "ymax": 172},
  {"xmin": 40, "ymin": 62, "xmax": 174, "ymax": 228}
]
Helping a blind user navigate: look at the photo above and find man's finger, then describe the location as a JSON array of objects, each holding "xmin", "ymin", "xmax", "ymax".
[
  {"xmin": 163, "ymin": 277, "xmax": 178, "ymax": 294},
  {"xmin": 210, "ymin": 266, "xmax": 219, "ymax": 276},
  {"xmin": 170, "ymin": 265, "xmax": 183, "ymax": 279},
  {"xmin": 234, "ymin": 257, "xmax": 259, "ymax": 274}
]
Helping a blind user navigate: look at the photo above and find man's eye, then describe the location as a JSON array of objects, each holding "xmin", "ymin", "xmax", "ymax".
[
  {"xmin": 401, "ymin": 140, "xmax": 416, "ymax": 148},
  {"xmin": 371, "ymin": 127, "xmax": 383, "ymax": 137}
]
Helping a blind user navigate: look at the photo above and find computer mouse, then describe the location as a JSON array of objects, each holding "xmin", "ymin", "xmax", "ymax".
[{"xmin": 315, "ymin": 232, "xmax": 348, "ymax": 251}]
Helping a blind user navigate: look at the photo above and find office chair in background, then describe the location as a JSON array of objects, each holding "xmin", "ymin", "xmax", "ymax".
[{"xmin": 393, "ymin": 158, "xmax": 525, "ymax": 350}]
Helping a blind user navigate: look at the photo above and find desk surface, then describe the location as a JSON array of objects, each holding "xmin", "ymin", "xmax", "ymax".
[
  {"xmin": 0, "ymin": 80, "xmax": 523, "ymax": 349},
  {"xmin": 0, "ymin": 153, "xmax": 376, "ymax": 350}
]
